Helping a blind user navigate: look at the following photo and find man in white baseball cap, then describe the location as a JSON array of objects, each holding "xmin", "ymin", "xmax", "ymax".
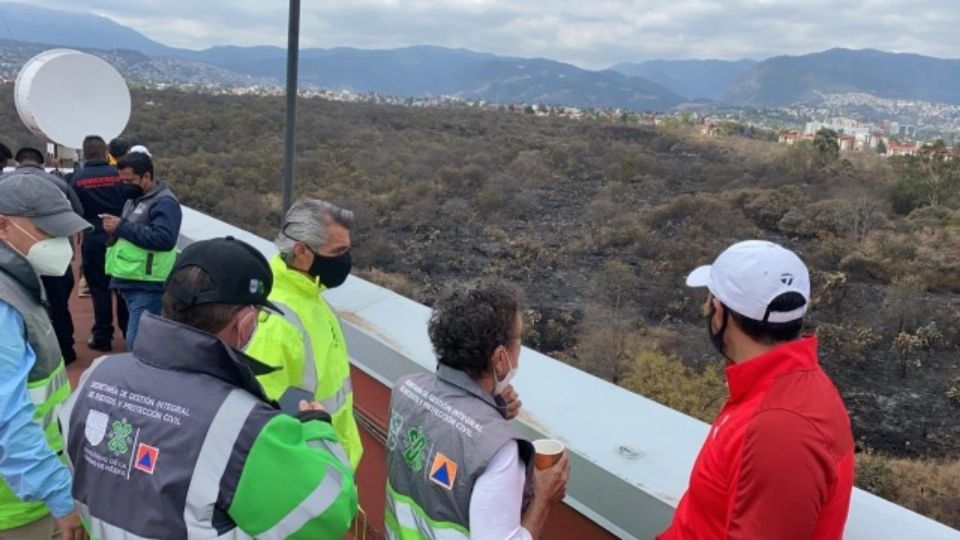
[{"xmin": 659, "ymin": 240, "xmax": 855, "ymax": 540}]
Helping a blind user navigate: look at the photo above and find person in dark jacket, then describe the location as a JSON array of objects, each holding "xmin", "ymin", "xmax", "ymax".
[
  {"xmin": 106, "ymin": 138, "xmax": 130, "ymax": 167},
  {"xmin": 1, "ymin": 147, "xmax": 85, "ymax": 364},
  {"xmin": 0, "ymin": 143, "xmax": 11, "ymax": 171},
  {"xmin": 68, "ymin": 135, "xmax": 131, "ymax": 351},
  {"xmin": 102, "ymin": 151, "xmax": 181, "ymax": 348}
]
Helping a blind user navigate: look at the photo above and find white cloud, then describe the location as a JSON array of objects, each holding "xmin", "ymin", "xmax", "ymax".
[{"xmin": 19, "ymin": 0, "xmax": 960, "ymax": 67}]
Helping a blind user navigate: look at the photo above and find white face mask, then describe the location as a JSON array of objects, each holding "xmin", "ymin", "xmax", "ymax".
[
  {"xmin": 10, "ymin": 220, "xmax": 72, "ymax": 276},
  {"xmin": 236, "ymin": 307, "xmax": 259, "ymax": 351},
  {"xmin": 493, "ymin": 350, "xmax": 518, "ymax": 396}
]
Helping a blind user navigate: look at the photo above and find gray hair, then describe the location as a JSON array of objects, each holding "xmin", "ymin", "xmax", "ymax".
[{"xmin": 276, "ymin": 198, "xmax": 354, "ymax": 264}]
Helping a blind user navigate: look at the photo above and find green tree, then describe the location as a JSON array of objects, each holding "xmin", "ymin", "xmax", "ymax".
[
  {"xmin": 877, "ymin": 139, "xmax": 888, "ymax": 155},
  {"xmin": 813, "ymin": 128, "xmax": 840, "ymax": 163}
]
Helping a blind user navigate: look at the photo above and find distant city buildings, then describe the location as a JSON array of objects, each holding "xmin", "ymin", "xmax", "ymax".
[{"xmin": 767, "ymin": 115, "xmax": 957, "ymax": 157}]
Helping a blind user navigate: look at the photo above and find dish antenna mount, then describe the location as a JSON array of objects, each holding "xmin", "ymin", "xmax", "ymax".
[{"xmin": 15, "ymin": 49, "xmax": 131, "ymax": 167}]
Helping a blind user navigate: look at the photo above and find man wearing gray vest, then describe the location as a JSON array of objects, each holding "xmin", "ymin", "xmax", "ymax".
[
  {"xmin": 386, "ymin": 280, "xmax": 569, "ymax": 540},
  {"xmin": 0, "ymin": 174, "xmax": 89, "ymax": 540},
  {"xmin": 60, "ymin": 237, "xmax": 358, "ymax": 538},
  {"xmin": 101, "ymin": 151, "xmax": 182, "ymax": 349}
]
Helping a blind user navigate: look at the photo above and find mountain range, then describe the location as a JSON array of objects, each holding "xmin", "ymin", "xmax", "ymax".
[{"xmin": 1, "ymin": 2, "xmax": 958, "ymax": 110}]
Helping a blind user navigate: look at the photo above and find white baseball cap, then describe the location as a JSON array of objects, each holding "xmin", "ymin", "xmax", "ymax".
[
  {"xmin": 129, "ymin": 145, "xmax": 152, "ymax": 157},
  {"xmin": 686, "ymin": 240, "xmax": 810, "ymax": 323}
]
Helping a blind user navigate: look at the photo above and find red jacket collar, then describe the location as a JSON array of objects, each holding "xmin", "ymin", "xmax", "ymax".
[{"xmin": 725, "ymin": 336, "xmax": 819, "ymax": 403}]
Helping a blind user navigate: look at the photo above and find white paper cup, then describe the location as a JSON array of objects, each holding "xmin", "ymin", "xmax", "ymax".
[{"xmin": 533, "ymin": 439, "xmax": 565, "ymax": 470}]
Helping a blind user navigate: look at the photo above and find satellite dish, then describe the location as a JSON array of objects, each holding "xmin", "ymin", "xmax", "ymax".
[{"xmin": 15, "ymin": 49, "xmax": 131, "ymax": 150}]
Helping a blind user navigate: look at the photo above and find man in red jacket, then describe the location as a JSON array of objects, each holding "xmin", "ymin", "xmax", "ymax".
[{"xmin": 659, "ymin": 240, "xmax": 855, "ymax": 540}]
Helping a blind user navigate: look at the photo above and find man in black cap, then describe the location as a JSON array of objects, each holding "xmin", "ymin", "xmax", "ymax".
[
  {"xmin": 60, "ymin": 237, "xmax": 357, "ymax": 539},
  {"xmin": 1, "ymin": 147, "xmax": 85, "ymax": 365},
  {"xmin": 0, "ymin": 174, "xmax": 89, "ymax": 540}
]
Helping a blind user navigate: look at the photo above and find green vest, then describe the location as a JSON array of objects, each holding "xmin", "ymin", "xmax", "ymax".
[
  {"xmin": 104, "ymin": 185, "xmax": 177, "ymax": 282},
  {"xmin": 245, "ymin": 255, "xmax": 364, "ymax": 469},
  {"xmin": 0, "ymin": 245, "xmax": 71, "ymax": 529}
]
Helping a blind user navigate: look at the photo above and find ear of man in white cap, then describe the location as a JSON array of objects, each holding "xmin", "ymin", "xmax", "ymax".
[{"xmin": 686, "ymin": 240, "xmax": 810, "ymax": 323}]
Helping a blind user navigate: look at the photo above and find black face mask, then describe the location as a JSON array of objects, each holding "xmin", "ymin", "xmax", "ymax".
[
  {"xmin": 122, "ymin": 182, "xmax": 144, "ymax": 199},
  {"xmin": 309, "ymin": 250, "xmax": 352, "ymax": 289},
  {"xmin": 706, "ymin": 304, "xmax": 730, "ymax": 360}
]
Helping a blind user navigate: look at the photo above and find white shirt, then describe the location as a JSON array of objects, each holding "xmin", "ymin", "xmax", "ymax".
[{"xmin": 469, "ymin": 441, "xmax": 533, "ymax": 540}]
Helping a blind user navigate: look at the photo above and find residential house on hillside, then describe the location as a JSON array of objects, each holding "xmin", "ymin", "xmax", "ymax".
[
  {"xmin": 839, "ymin": 134, "xmax": 857, "ymax": 152},
  {"xmin": 886, "ymin": 141, "xmax": 921, "ymax": 157},
  {"xmin": 778, "ymin": 130, "xmax": 812, "ymax": 145}
]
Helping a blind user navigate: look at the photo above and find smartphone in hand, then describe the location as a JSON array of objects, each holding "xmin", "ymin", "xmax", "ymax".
[{"xmin": 277, "ymin": 386, "xmax": 315, "ymax": 415}]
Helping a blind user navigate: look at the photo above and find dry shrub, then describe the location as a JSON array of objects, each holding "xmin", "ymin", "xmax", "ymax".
[
  {"xmin": 354, "ymin": 234, "xmax": 399, "ymax": 267},
  {"xmin": 816, "ymin": 323, "xmax": 881, "ymax": 367},
  {"xmin": 638, "ymin": 194, "xmax": 756, "ymax": 273},
  {"xmin": 622, "ymin": 350, "xmax": 726, "ymax": 422},
  {"xmin": 353, "ymin": 268, "xmax": 418, "ymax": 300},
  {"xmin": 946, "ymin": 377, "xmax": 960, "ymax": 405},
  {"xmin": 726, "ymin": 186, "xmax": 810, "ymax": 231},
  {"xmin": 856, "ymin": 450, "xmax": 899, "ymax": 501},
  {"xmin": 843, "ymin": 227, "xmax": 960, "ymax": 291},
  {"xmin": 856, "ymin": 452, "xmax": 960, "ymax": 530}
]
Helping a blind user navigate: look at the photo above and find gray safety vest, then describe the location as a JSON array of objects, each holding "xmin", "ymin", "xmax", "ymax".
[
  {"xmin": 0, "ymin": 244, "xmax": 70, "ymax": 528},
  {"xmin": 118, "ymin": 183, "xmax": 176, "ymax": 225},
  {"xmin": 0, "ymin": 244, "xmax": 68, "ymax": 400},
  {"xmin": 59, "ymin": 313, "xmax": 281, "ymax": 539},
  {"xmin": 385, "ymin": 365, "xmax": 533, "ymax": 539}
]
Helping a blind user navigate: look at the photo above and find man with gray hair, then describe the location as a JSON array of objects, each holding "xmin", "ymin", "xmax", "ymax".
[{"xmin": 245, "ymin": 197, "xmax": 363, "ymax": 469}]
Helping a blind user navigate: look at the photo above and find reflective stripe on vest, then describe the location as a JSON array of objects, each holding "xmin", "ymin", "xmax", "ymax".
[
  {"xmin": 272, "ymin": 301, "xmax": 353, "ymax": 416},
  {"xmin": 79, "ymin": 502, "xmax": 252, "ymax": 540},
  {"xmin": 0, "ymin": 250, "xmax": 72, "ymax": 529},
  {"xmin": 183, "ymin": 389, "xmax": 258, "ymax": 535},
  {"xmin": 385, "ymin": 484, "xmax": 469, "ymax": 540},
  {"xmin": 72, "ymin": 386, "xmax": 260, "ymax": 538},
  {"xmin": 28, "ymin": 363, "xmax": 68, "ymax": 404},
  {"xmin": 257, "ymin": 467, "xmax": 346, "ymax": 540},
  {"xmin": 307, "ymin": 438, "xmax": 349, "ymax": 468},
  {"xmin": 28, "ymin": 362, "xmax": 70, "ymax": 446}
]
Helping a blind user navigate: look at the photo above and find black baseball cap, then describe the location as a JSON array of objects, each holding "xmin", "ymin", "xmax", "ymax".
[{"xmin": 165, "ymin": 236, "xmax": 281, "ymax": 313}]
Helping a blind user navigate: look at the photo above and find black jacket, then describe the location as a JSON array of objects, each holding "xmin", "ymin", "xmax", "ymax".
[{"xmin": 67, "ymin": 160, "xmax": 127, "ymax": 237}]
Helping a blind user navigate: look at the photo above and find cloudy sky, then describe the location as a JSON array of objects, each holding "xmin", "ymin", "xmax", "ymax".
[{"xmin": 21, "ymin": 0, "xmax": 960, "ymax": 68}]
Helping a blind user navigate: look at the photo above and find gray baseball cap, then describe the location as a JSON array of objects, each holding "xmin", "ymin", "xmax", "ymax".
[{"xmin": 0, "ymin": 173, "xmax": 91, "ymax": 237}]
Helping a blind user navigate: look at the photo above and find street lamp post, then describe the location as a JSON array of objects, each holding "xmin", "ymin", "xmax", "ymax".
[{"xmin": 282, "ymin": 0, "xmax": 301, "ymax": 216}]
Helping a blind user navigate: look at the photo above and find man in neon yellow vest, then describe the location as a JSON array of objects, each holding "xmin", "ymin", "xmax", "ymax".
[{"xmin": 245, "ymin": 198, "xmax": 363, "ymax": 469}]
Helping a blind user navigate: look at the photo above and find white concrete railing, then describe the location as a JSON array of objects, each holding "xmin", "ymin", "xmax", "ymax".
[{"xmin": 178, "ymin": 206, "xmax": 960, "ymax": 540}]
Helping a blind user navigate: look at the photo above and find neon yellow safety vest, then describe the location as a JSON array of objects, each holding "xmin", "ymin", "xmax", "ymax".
[
  {"xmin": 0, "ymin": 252, "xmax": 71, "ymax": 530},
  {"xmin": 245, "ymin": 255, "xmax": 363, "ymax": 469}
]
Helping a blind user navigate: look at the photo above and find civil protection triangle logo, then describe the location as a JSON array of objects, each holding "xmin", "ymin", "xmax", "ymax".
[
  {"xmin": 429, "ymin": 452, "xmax": 458, "ymax": 490},
  {"xmin": 85, "ymin": 410, "xmax": 109, "ymax": 446}
]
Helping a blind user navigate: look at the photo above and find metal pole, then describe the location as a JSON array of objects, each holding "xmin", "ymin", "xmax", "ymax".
[{"xmin": 282, "ymin": 0, "xmax": 301, "ymax": 215}]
